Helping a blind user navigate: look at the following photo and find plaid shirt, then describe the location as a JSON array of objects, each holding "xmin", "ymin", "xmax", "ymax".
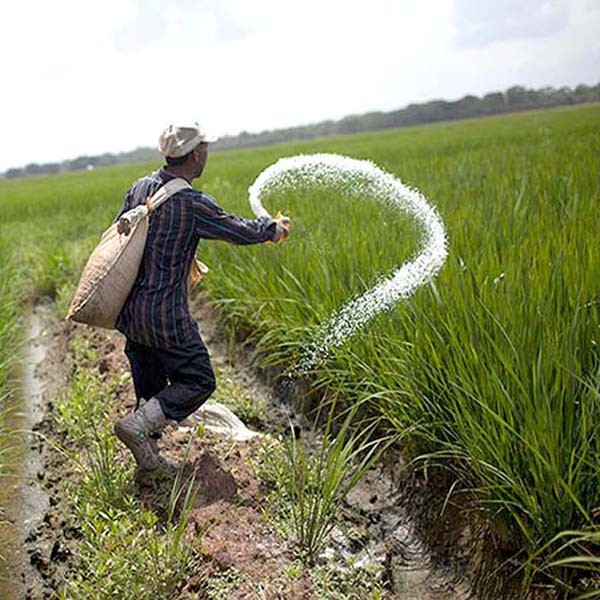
[{"xmin": 115, "ymin": 168, "xmax": 276, "ymax": 348}]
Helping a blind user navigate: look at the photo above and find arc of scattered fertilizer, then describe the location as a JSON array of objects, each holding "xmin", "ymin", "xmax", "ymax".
[{"xmin": 248, "ymin": 153, "xmax": 449, "ymax": 373}]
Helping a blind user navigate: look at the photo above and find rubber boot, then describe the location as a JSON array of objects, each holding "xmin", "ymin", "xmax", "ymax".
[{"xmin": 115, "ymin": 397, "xmax": 174, "ymax": 471}]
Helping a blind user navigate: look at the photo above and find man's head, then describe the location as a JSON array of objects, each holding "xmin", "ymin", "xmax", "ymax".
[{"xmin": 158, "ymin": 123, "xmax": 217, "ymax": 179}]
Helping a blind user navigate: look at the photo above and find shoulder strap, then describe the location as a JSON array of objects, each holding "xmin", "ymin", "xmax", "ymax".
[
  {"xmin": 116, "ymin": 177, "xmax": 192, "ymax": 236},
  {"xmin": 147, "ymin": 177, "xmax": 192, "ymax": 212}
]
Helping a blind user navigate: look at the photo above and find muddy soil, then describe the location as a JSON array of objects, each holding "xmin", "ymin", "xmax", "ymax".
[
  {"xmin": 0, "ymin": 301, "xmax": 68, "ymax": 600},
  {"xmin": 2, "ymin": 295, "xmax": 548, "ymax": 598}
]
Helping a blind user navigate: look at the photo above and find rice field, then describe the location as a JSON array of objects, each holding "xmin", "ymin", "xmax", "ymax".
[{"xmin": 0, "ymin": 103, "xmax": 599, "ymax": 594}]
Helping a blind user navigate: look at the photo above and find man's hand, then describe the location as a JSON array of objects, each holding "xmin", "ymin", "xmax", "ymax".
[{"xmin": 271, "ymin": 214, "xmax": 290, "ymax": 244}]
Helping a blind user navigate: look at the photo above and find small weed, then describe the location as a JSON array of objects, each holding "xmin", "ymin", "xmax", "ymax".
[
  {"xmin": 55, "ymin": 343, "xmax": 106, "ymax": 444},
  {"xmin": 314, "ymin": 563, "xmax": 388, "ymax": 599},
  {"xmin": 203, "ymin": 567, "xmax": 244, "ymax": 599}
]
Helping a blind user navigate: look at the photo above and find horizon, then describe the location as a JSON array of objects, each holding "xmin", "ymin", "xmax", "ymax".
[
  {"xmin": 2, "ymin": 0, "xmax": 599, "ymax": 173},
  {"xmin": 2, "ymin": 82, "xmax": 598, "ymax": 176}
]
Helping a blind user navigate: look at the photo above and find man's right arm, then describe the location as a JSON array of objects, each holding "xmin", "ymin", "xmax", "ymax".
[{"xmin": 193, "ymin": 192, "xmax": 284, "ymax": 245}]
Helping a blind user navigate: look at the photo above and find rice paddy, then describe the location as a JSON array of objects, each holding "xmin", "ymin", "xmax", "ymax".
[{"xmin": 0, "ymin": 103, "xmax": 598, "ymax": 595}]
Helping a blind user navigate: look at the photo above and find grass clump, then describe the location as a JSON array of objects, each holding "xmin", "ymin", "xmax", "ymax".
[
  {"xmin": 0, "ymin": 261, "xmax": 21, "ymax": 402},
  {"xmin": 256, "ymin": 404, "xmax": 396, "ymax": 564},
  {"xmin": 0, "ymin": 259, "xmax": 23, "ymax": 508}
]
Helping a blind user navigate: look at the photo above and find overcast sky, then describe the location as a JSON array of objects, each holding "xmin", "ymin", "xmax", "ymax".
[{"xmin": 1, "ymin": 0, "xmax": 598, "ymax": 172}]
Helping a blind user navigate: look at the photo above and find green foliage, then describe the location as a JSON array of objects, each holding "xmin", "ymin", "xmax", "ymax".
[
  {"xmin": 61, "ymin": 500, "xmax": 197, "ymax": 599},
  {"xmin": 202, "ymin": 567, "xmax": 243, "ymax": 599},
  {"xmin": 313, "ymin": 563, "xmax": 387, "ymax": 600},
  {"xmin": 0, "ymin": 263, "xmax": 20, "ymax": 399},
  {"xmin": 210, "ymin": 364, "xmax": 268, "ymax": 426},
  {"xmin": 55, "ymin": 341, "xmax": 106, "ymax": 445},
  {"xmin": 1, "ymin": 104, "xmax": 599, "ymax": 593},
  {"xmin": 256, "ymin": 405, "xmax": 395, "ymax": 563}
]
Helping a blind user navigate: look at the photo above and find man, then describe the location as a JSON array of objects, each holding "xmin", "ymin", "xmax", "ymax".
[{"xmin": 114, "ymin": 123, "xmax": 289, "ymax": 471}]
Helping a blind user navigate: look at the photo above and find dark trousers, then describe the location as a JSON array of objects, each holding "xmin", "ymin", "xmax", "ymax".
[{"xmin": 124, "ymin": 337, "xmax": 216, "ymax": 422}]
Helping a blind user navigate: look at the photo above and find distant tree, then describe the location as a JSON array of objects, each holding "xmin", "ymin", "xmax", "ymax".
[
  {"xmin": 550, "ymin": 86, "xmax": 574, "ymax": 106},
  {"xmin": 481, "ymin": 92, "xmax": 507, "ymax": 114},
  {"xmin": 5, "ymin": 168, "xmax": 23, "ymax": 179},
  {"xmin": 23, "ymin": 163, "xmax": 45, "ymax": 176},
  {"xmin": 506, "ymin": 86, "xmax": 529, "ymax": 107},
  {"xmin": 573, "ymin": 83, "xmax": 600, "ymax": 104},
  {"xmin": 455, "ymin": 95, "xmax": 481, "ymax": 118},
  {"xmin": 535, "ymin": 87, "xmax": 557, "ymax": 107},
  {"xmin": 574, "ymin": 84, "xmax": 593, "ymax": 103}
]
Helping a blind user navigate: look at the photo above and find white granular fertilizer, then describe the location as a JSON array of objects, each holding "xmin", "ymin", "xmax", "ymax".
[{"xmin": 248, "ymin": 153, "xmax": 448, "ymax": 372}]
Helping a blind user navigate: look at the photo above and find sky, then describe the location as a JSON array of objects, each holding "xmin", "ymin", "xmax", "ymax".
[{"xmin": 1, "ymin": 0, "xmax": 599, "ymax": 172}]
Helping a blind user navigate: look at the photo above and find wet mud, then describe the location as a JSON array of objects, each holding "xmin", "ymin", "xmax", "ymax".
[{"xmin": 0, "ymin": 303, "xmax": 59, "ymax": 599}]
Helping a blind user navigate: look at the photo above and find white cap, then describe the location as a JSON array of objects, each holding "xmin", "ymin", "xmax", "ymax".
[{"xmin": 158, "ymin": 123, "xmax": 218, "ymax": 157}]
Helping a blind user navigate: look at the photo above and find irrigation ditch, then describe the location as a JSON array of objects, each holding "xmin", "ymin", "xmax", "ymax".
[
  {"xmin": 0, "ymin": 301, "xmax": 65, "ymax": 598},
  {"xmin": 0, "ymin": 295, "xmax": 562, "ymax": 598}
]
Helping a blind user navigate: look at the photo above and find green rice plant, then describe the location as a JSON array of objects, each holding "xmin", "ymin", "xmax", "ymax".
[
  {"xmin": 0, "ymin": 259, "xmax": 22, "ymax": 539},
  {"xmin": 0, "ymin": 262, "xmax": 21, "ymax": 397},
  {"xmin": 523, "ymin": 529, "xmax": 600, "ymax": 598},
  {"xmin": 0, "ymin": 165, "xmax": 147, "ymax": 305},
  {"xmin": 258, "ymin": 404, "xmax": 398, "ymax": 563},
  {"xmin": 82, "ymin": 420, "xmax": 132, "ymax": 509},
  {"xmin": 0, "ymin": 417, "xmax": 10, "ymax": 556}
]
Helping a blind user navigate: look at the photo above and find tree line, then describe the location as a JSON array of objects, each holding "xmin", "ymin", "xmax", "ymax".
[{"xmin": 3, "ymin": 82, "xmax": 599, "ymax": 179}]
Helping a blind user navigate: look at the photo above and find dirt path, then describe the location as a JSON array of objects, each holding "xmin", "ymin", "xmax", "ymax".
[{"xmin": 4, "ymin": 298, "xmax": 479, "ymax": 598}]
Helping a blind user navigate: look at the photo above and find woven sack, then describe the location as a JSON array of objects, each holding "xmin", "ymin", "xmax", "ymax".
[{"xmin": 67, "ymin": 178, "xmax": 191, "ymax": 329}]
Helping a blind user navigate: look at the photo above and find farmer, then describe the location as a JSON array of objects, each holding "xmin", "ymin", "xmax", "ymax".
[{"xmin": 114, "ymin": 123, "xmax": 289, "ymax": 471}]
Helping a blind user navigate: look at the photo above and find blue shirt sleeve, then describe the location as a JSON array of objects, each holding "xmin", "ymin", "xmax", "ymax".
[{"xmin": 192, "ymin": 191, "xmax": 277, "ymax": 245}]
